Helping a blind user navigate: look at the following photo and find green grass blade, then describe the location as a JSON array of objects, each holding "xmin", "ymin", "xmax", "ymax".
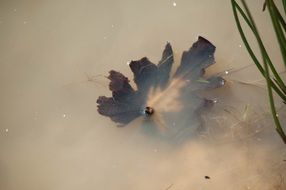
[
  {"xmin": 231, "ymin": 0, "xmax": 286, "ymax": 101},
  {"xmin": 231, "ymin": 0, "xmax": 286, "ymax": 144},
  {"xmin": 283, "ymin": 0, "xmax": 286, "ymax": 14},
  {"xmin": 234, "ymin": 1, "xmax": 286, "ymax": 94},
  {"xmin": 241, "ymin": 0, "xmax": 286, "ymax": 93},
  {"xmin": 266, "ymin": 0, "xmax": 286, "ymax": 67},
  {"xmin": 272, "ymin": 2, "xmax": 286, "ymax": 31},
  {"xmin": 264, "ymin": 54, "xmax": 286, "ymax": 144}
]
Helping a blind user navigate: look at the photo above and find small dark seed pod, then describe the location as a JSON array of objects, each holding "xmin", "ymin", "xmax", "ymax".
[{"xmin": 144, "ymin": 106, "xmax": 154, "ymax": 116}]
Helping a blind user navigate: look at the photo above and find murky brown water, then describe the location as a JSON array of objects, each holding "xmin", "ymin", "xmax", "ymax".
[{"xmin": 0, "ymin": 0, "xmax": 285, "ymax": 190}]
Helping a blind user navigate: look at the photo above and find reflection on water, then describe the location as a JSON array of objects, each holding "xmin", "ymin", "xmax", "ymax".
[{"xmin": 0, "ymin": 0, "xmax": 285, "ymax": 190}]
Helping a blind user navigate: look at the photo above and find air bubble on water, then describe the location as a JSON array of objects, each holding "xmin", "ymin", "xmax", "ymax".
[
  {"xmin": 23, "ymin": 21, "xmax": 27, "ymax": 24},
  {"xmin": 239, "ymin": 44, "xmax": 242, "ymax": 48},
  {"xmin": 111, "ymin": 24, "xmax": 114, "ymax": 28},
  {"xmin": 5, "ymin": 128, "xmax": 9, "ymax": 133},
  {"xmin": 62, "ymin": 113, "xmax": 67, "ymax": 118},
  {"xmin": 103, "ymin": 36, "xmax": 107, "ymax": 40},
  {"xmin": 172, "ymin": 2, "xmax": 177, "ymax": 7},
  {"xmin": 224, "ymin": 70, "xmax": 229, "ymax": 75},
  {"xmin": 13, "ymin": 9, "xmax": 17, "ymax": 12}
]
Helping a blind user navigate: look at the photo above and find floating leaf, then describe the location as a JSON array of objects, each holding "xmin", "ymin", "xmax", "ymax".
[{"xmin": 97, "ymin": 36, "xmax": 225, "ymax": 130}]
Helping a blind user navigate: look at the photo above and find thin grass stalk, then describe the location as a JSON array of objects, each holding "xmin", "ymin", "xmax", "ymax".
[
  {"xmin": 234, "ymin": 1, "xmax": 286, "ymax": 94},
  {"xmin": 241, "ymin": 0, "xmax": 286, "ymax": 93},
  {"xmin": 266, "ymin": 0, "xmax": 286, "ymax": 67},
  {"xmin": 231, "ymin": 0, "xmax": 286, "ymax": 143},
  {"xmin": 283, "ymin": 0, "xmax": 286, "ymax": 15},
  {"xmin": 241, "ymin": 0, "xmax": 286, "ymax": 143},
  {"xmin": 232, "ymin": 1, "xmax": 286, "ymax": 101},
  {"xmin": 272, "ymin": 3, "xmax": 286, "ymax": 31},
  {"xmin": 264, "ymin": 53, "xmax": 286, "ymax": 144}
]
